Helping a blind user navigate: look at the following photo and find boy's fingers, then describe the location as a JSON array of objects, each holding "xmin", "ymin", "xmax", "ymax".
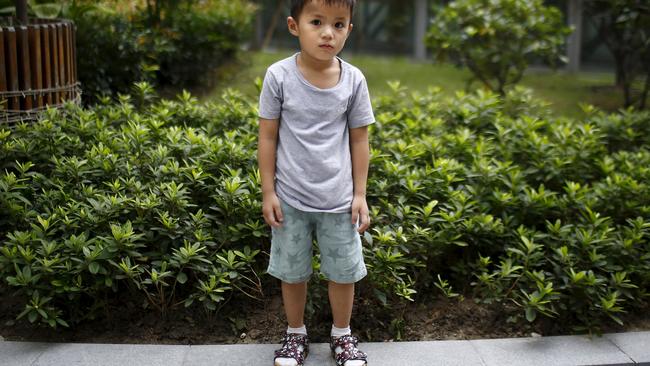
[
  {"xmin": 351, "ymin": 211, "xmax": 359, "ymax": 226},
  {"xmin": 358, "ymin": 214, "xmax": 370, "ymax": 233},
  {"xmin": 263, "ymin": 207, "xmax": 279, "ymax": 227},
  {"xmin": 269, "ymin": 217, "xmax": 281, "ymax": 227},
  {"xmin": 273, "ymin": 205, "xmax": 284, "ymax": 224},
  {"xmin": 263, "ymin": 211, "xmax": 274, "ymax": 227}
]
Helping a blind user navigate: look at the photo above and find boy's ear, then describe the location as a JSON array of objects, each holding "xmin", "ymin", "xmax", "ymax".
[
  {"xmin": 348, "ymin": 23, "xmax": 353, "ymax": 34},
  {"xmin": 287, "ymin": 16, "xmax": 299, "ymax": 37}
]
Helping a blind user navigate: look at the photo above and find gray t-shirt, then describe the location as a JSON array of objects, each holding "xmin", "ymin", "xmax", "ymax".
[{"xmin": 258, "ymin": 52, "xmax": 375, "ymax": 213}]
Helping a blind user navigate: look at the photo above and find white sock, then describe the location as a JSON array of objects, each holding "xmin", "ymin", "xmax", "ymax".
[
  {"xmin": 288, "ymin": 324, "xmax": 307, "ymax": 335},
  {"xmin": 331, "ymin": 324, "xmax": 351, "ymax": 337},
  {"xmin": 275, "ymin": 325, "xmax": 307, "ymax": 366},
  {"xmin": 331, "ymin": 325, "xmax": 365, "ymax": 366}
]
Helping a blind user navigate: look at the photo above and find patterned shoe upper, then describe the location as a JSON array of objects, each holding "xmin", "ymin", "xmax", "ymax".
[
  {"xmin": 330, "ymin": 334, "xmax": 368, "ymax": 366},
  {"xmin": 274, "ymin": 332, "xmax": 310, "ymax": 366}
]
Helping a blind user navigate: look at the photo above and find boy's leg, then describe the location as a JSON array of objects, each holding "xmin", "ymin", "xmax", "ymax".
[
  {"xmin": 271, "ymin": 200, "xmax": 313, "ymax": 365},
  {"xmin": 282, "ymin": 280, "xmax": 308, "ymax": 328},
  {"xmin": 328, "ymin": 280, "xmax": 354, "ymax": 328},
  {"xmin": 267, "ymin": 199, "xmax": 314, "ymax": 329},
  {"xmin": 316, "ymin": 211, "xmax": 367, "ymax": 328},
  {"xmin": 316, "ymin": 212, "xmax": 369, "ymax": 365},
  {"xmin": 277, "ymin": 279, "xmax": 310, "ymax": 366},
  {"xmin": 329, "ymin": 280, "xmax": 367, "ymax": 366}
]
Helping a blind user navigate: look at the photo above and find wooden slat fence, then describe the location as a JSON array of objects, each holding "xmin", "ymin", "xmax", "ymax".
[{"xmin": 1, "ymin": 17, "xmax": 80, "ymax": 127}]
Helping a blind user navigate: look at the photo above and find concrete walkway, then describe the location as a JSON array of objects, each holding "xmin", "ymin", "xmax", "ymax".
[{"xmin": 1, "ymin": 331, "xmax": 649, "ymax": 366}]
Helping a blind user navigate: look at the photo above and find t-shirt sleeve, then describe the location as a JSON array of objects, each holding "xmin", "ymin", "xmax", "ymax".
[
  {"xmin": 347, "ymin": 75, "xmax": 375, "ymax": 128},
  {"xmin": 258, "ymin": 69, "xmax": 282, "ymax": 119}
]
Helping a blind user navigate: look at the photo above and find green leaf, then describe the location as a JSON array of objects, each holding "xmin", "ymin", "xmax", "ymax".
[
  {"xmin": 0, "ymin": 6, "xmax": 16, "ymax": 15},
  {"xmin": 89, "ymin": 262, "xmax": 100, "ymax": 274},
  {"xmin": 608, "ymin": 314, "xmax": 624, "ymax": 326},
  {"xmin": 32, "ymin": 4, "xmax": 63, "ymax": 18},
  {"xmin": 374, "ymin": 288, "xmax": 387, "ymax": 306},
  {"xmin": 16, "ymin": 307, "xmax": 31, "ymax": 320},
  {"xmin": 363, "ymin": 231, "xmax": 373, "ymax": 245},
  {"xmin": 37, "ymin": 215, "xmax": 50, "ymax": 231},
  {"xmin": 525, "ymin": 307, "xmax": 537, "ymax": 322},
  {"xmin": 177, "ymin": 272, "xmax": 188, "ymax": 284}
]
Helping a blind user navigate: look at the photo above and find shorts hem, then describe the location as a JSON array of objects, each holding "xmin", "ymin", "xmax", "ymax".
[
  {"xmin": 321, "ymin": 268, "xmax": 367, "ymax": 284},
  {"xmin": 267, "ymin": 267, "xmax": 313, "ymax": 284}
]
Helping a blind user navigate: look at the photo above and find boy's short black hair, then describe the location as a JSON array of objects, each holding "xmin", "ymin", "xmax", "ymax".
[{"xmin": 291, "ymin": 0, "xmax": 356, "ymax": 21}]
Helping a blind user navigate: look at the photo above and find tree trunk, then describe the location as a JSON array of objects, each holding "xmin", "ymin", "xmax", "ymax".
[
  {"xmin": 15, "ymin": 0, "xmax": 28, "ymax": 25},
  {"xmin": 262, "ymin": 0, "xmax": 285, "ymax": 50},
  {"xmin": 640, "ymin": 71, "xmax": 649, "ymax": 110}
]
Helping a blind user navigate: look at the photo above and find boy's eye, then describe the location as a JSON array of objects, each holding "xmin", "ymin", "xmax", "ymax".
[
  {"xmin": 310, "ymin": 19, "xmax": 321, "ymax": 25},
  {"xmin": 335, "ymin": 22, "xmax": 346, "ymax": 29}
]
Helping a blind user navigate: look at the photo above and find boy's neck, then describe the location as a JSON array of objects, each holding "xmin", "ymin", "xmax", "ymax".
[{"xmin": 298, "ymin": 51, "xmax": 338, "ymax": 72}]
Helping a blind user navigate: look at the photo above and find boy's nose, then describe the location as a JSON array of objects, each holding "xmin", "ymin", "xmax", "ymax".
[{"xmin": 321, "ymin": 26, "xmax": 334, "ymax": 39}]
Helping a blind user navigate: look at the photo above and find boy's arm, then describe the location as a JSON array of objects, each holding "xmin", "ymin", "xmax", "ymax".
[
  {"xmin": 350, "ymin": 126, "xmax": 370, "ymax": 233},
  {"xmin": 258, "ymin": 118, "xmax": 283, "ymax": 227}
]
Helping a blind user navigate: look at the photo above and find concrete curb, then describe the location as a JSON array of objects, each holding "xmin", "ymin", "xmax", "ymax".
[{"xmin": 1, "ymin": 331, "xmax": 649, "ymax": 365}]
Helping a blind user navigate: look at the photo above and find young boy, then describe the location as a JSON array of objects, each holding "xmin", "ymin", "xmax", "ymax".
[{"xmin": 257, "ymin": 1, "xmax": 373, "ymax": 365}]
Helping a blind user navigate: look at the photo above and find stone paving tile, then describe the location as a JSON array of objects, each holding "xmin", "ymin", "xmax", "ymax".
[
  {"xmin": 470, "ymin": 335, "xmax": 634, "ymax": 366},
  {"xmin": 605, "ymin": 331, "xmax": 650, "ymax": 366},
  {"xmin": 185, "ymin": 340, "xmax": 484, "ymax": 366},
  {"xmin": 0, "ymin": 341, "xmax": 49, "ymax": 366},
  {"xmin": 2, "ymin": 333, "xmax": 649, "ymax": 366},
  {"xmin": 361, "ymin": 340, "xmax": 485, "ymax": 366},
  {"xmin": 29, "ymin": 342, "xmax": 188, "ymax": 366},
  {"xmin": 184, "ymin": 342, "xmax": 334, "ymax": 365}
]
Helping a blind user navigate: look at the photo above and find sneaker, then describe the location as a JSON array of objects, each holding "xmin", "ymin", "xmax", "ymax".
[{"xmin": 274, "ymin": 332, "xmax": 309, "ymax": 366}]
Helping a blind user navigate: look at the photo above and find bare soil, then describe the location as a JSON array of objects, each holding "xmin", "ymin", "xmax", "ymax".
[{"xmin": 1, "ymin": 283, "xmax": 649, "ymax": 345}]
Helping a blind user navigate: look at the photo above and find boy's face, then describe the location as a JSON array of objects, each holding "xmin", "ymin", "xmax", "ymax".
[{"xmin": 288, "ymin": 1, "xmax": 353, "ymax": 62}]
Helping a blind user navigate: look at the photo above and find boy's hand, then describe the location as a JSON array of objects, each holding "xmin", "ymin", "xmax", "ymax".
[
  {"xmin": 262, "ymin": 192, "xmax": 284, "ymax": 228},
  {"xmin": 351, "ymin": 194, "xmax": 370, "ymax": 233}
]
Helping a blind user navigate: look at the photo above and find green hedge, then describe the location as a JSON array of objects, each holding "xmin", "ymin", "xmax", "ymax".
[
  {"xmin": 368, "ymin": 83, "xmax": 650, "ymax": 333},
  {"xmin": 0, "ymin": 82, "xmax": 648, "ymax": 335}
]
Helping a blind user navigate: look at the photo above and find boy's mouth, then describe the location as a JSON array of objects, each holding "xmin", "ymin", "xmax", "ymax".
[{"xmin": 319, "ymin": 44, "xmax": 334, "ymax": 49}]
